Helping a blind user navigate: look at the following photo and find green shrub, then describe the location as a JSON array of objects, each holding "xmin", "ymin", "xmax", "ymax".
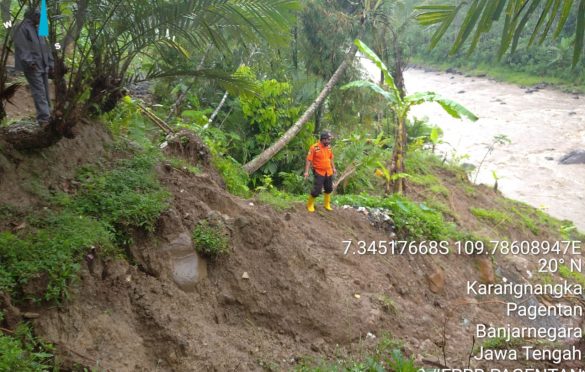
[
  {"xmin": 213, "ymin": 156, "xmax": 251, "ymax": 197},
  {"xmin": 71, "ymin": 153, "xmax": 170, "ymax": 235},
  {"xmin": 0, "ymin": 325, "xmax": 55, "ymax": 371},
  {"xmin": 192, "ymin": 220, "xmax": 230, "ymax": 258},
  {"xmin": 279, "ymin": 171, "xmax": 308, "ymax": 195},
  {"xmin": 0, "ymin": 211, "xmax": 114, "ymax": 302},
  {"xmin": 335, "ymin": 194, "xmax": 457, "ymax": 240},
  {"xmin": 0, "ymin": 150, "xmax": 167, "ymax": 302}
]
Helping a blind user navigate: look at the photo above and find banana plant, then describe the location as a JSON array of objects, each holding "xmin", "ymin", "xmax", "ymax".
[{"xmin": 342, "ymin": 39, "xmax": 478, "ymax": 194}]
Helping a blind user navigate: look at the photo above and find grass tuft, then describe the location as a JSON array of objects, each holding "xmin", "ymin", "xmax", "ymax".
[{"xmin": 192, "ymin": 220, "xmax": 230, "ymax": 258}]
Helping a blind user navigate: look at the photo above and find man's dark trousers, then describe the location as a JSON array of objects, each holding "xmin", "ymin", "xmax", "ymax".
[
  {"xmin": 311, "ymin": 172, "xmax": 333, "ymax": 197},
  {"xmin": 24, "ymin": 68, "xmax": 50, "ymax": 122}
]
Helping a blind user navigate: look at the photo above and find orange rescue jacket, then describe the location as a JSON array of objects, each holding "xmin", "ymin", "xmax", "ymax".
[{"xmin": 307, "ymin": 142, "xmax": 334, "ymax": 176}]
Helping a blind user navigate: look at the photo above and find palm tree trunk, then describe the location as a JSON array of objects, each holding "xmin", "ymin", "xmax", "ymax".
[
  {"xmin": 243, "ymin": 41, "xmax": 360, "ymax": 174},
  {"xmin": 63, "ymin": 0, "xmax": 89, "ymax": 54}
]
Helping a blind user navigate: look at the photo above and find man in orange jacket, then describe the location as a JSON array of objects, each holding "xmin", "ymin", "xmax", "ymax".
[{"xmin": 304, "ymin": 131, "xmax": 336, "ymax": 212}]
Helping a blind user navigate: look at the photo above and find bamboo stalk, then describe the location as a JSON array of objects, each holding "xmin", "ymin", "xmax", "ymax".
[{"xmin": 136, "ymin": 103, "xmax": 174, "ymax": 135}]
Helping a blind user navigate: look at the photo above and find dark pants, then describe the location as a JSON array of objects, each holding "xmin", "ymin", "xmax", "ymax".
[
  {"xmin": 24, "ymin": 68, "xmax": 51, "ymax": 122},
  {"xmin": 311, "ymin": 171, "xmax": 333, "ymax": 197}
]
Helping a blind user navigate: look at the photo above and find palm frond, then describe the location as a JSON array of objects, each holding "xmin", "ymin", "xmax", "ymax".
[
  {"xmin": 1, "ymin": 83, "xmax": 22, "ymax": 105},
  {"xmin": 415, "ymin": 0, "xmax": 585, "ymax": 66},
  {"xmin": 145, "ymin": 68, "xmax": 260, "ymax": 97}
]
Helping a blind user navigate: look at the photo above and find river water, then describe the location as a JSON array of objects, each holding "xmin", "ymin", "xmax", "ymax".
[{"xmin": 403, "ymin": 68, "xmax": 585, "ymax": 232}]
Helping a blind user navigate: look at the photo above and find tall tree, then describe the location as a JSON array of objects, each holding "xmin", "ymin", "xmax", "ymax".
[{"xmin": 243, "ymin": 0, "xmax": 386, "ymax": 175}]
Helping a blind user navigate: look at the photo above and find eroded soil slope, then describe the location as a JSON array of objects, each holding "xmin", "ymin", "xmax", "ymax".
[{"xmin": 1, "ymin": 123, "xmax": 583, "ymax": 371}]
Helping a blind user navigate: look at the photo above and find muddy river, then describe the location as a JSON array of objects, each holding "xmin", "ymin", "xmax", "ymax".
[{"xmin": 403, "ymin": 68, "xmax": 585, "ymax": 232}]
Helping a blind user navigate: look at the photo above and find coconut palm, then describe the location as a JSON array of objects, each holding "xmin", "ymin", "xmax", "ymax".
[
  {"xmin": 342, "ymin": 39, "xmax": 478, "ymax": 194},
  {"xmin": 415, "ymin": 0, "xmax": 585, "ymax": 66}
]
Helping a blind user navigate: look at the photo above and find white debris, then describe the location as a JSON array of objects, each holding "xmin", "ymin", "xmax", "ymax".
[{"xmin": 242, "ymin": 272, "xmax": 250, "ymax": 279}]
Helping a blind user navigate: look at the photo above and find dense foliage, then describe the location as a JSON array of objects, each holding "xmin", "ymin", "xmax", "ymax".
[{"xmin": 410, "ymin": 0, "xmax": 585, "ymax": 87}]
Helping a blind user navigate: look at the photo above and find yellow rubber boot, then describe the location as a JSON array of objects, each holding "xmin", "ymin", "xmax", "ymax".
[
  {"xmin": 307, "ymin": 195, "xmax": 316, "ymax": 213},
  {"xmin": 324, "ymin": 193, "xmax": 333, "ymax": 211}
]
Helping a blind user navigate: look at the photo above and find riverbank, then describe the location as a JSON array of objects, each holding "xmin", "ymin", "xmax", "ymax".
[
  {"xmin": 405, "ymin": 67, "xmax": 585, "ymax": 232},
  {"xmin": 410, "ymin": 57, "xmax": 585, "ymax": 95}
]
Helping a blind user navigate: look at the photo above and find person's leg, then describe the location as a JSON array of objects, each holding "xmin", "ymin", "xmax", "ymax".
[
  {"xmin": 307, "ymin": 173, "xmax": 325, "ymax": 212},
  {"xmin": 42, "ymin": 72, "xmax": 51, "ymax": 109},
  {"xmin": 311, "ymin": 173, "xmax": 325, "ymax": 198},
  {"xmin": 24, "ymin": 69, "xmax": 51, "ymax": 123},
  {"xmin": 323, "ymin": 175, "xmax": 333, "ymax": 211}
]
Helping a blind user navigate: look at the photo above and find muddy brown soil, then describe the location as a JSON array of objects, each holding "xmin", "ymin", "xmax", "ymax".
[
  {"xmin": 29, "ymin": 162, "xmax": 581, "ymax": 371},
  {"xmin": 0, "ymin": 91, "xmax": 581, "ymax": 370}
]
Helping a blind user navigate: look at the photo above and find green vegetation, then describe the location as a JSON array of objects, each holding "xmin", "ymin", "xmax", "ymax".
[
  {"xmin": 342, "ymin": 39, "xmax": 478, "ymax": 194},
  {"xmin": 476, "ymin": 337, "xmax": 524, "ymax": 353},
  {"xmin": 166, "ymin": 157, "xmax": 201, "ymax": 175},
  {"xmin": 410, "ymin": 58, "xmax": 585, "ymax": 94},
  {"xmin": 335, "ymin": 193, "xmax": 457, "ymax": 241},
  {"xmin": 256, "ymin": 190, "xmax": 300, "ymax": 211},
  {"xmin": 509, "ymin": 207, "xmax": 540, "ymax": 235},
  {"xmin": 506, "ymin": 201, "xmax": 584, "ymax": 241},
  {"xmin": 2, "ymin": 0, "xmax": 583, "ymax": 368},
  {"xmin": 212, "ymin": 156, "xmax": 251, "ymax": 197},
  {"xmin": 470, "ymin": 207, "xmax": 510, "ymax": 226},
  {"xmin": 192, "ymin": 220, "xmax": 230, "ymax": 258},
  {"xmin": 70, "ymin": 153, "xmax": 170, "ymax": 234},
  {"xmin": 559, "ymin": 264, "xmax": 585, "ymax": 287},
  {"xmin": 0, "ymin": 325, "xmax": 56, "ymax": 371},
  {"xmin": 377, "ymin": 294, "xmax": 398, "ymax": 315},
  {"xmin": 295, "ymin": 336, "xmax": 417, "ymax": 372},
  {"xmin": 0, "ymin": 211, "xmax": 114, "ymax": 302},
  {"xmin": 411, "ymin": 1, "xmax": 585, "ymax": 92},
  {"xmin": 410, "ymin": 174, "xmax": 449, "ymax": 196},
  {"xmin": 0, "ymin": 149, "xmax": 170, "ymax": 302}
]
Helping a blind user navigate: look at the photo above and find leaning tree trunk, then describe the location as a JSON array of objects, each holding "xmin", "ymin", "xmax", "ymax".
[{"xmin": 243, "ymin": 40, "xmax": 361, "ymax": 174}]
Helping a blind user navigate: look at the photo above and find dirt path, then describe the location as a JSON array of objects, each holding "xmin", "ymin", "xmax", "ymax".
[{"xmin": 405, "ymin": 68, "xmax": 585, "ymax": 232}]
